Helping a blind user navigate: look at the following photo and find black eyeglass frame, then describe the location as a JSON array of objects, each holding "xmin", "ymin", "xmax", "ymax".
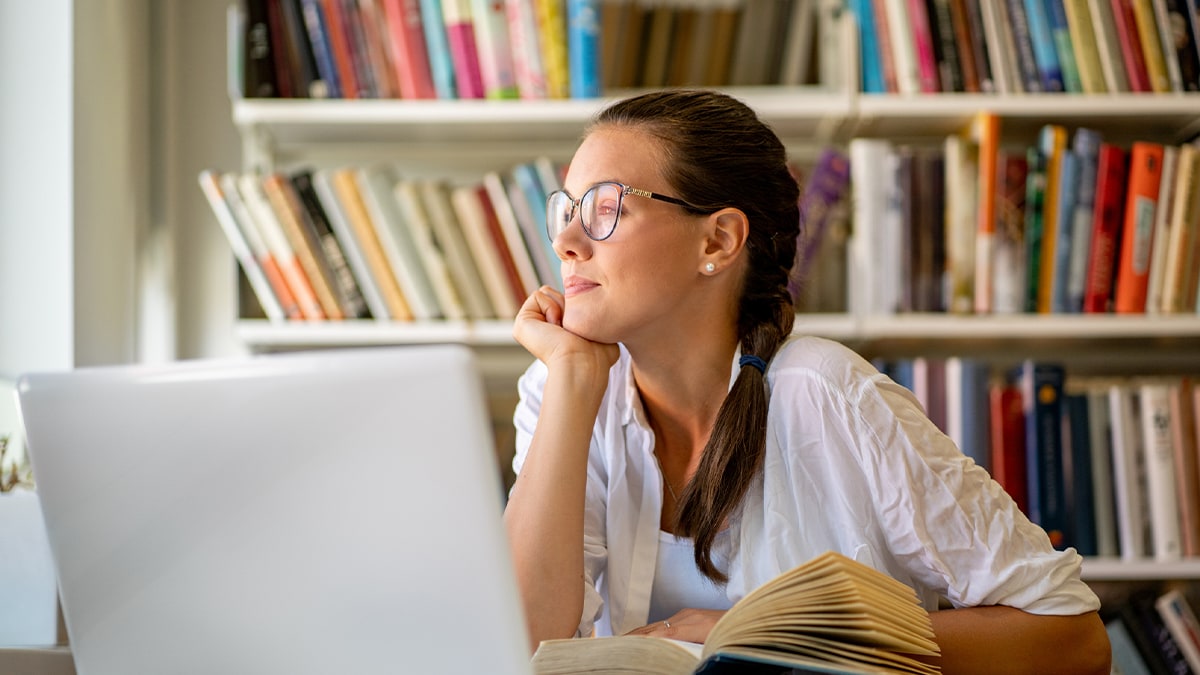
[{"xmin": 545, "ymin": 181, "xmax": 699, "ymax": 242}]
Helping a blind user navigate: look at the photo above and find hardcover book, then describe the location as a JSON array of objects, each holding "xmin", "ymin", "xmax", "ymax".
[{"xmin": 531, "ymin": 551, "xmax": 940, "ymax": 675}]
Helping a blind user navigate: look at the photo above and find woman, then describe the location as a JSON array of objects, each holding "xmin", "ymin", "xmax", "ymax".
[{"xmin": 503, "ymin": 89, "xmax": 1109, "ymax": 674}]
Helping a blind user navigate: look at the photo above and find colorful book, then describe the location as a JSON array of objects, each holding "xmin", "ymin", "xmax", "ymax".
[
  {"xmin": 1160, "ymin": 144, "xmax": 1200, "ymax": 313},
  {"xmin": 291, "ymin": 169, "xmax": 371, "ymax": 318},
  {"xmin": 567, "ymin": 0, "xmax": 601, "ymax": 97},
  {"xmin": 393, "ymin": 178, "xmax": 468, "ymax": 319},
  {"xmin": 850, "ymin": 0, "xmax": 886, "ymax": 91},
  {"xmin": 506, "ymin": 0, "xmax": 548, "ymax": 97},
  {"xmin": 1152, "ymin": 0, "xmax": 1185, "ymax": 91},
  {"xmin": 883, "ymin": 0, "xmax": 922, "ymax": 93},
  {"xmin": 218, "ymin": 171, "xmax": 306, "ymax": 320},
  {"xmin": 1007, "ymin": 0, "xmax": 1044, "ymax": 92},
  {"xmin": 236, "ymin": 173, "xmax": 326, "ymax": 320},
  {"xmin": 535, "ymin": 0, "xmax": 570, "ymax": 97},
  {"xmin": 1114, "ymin": 141, "xmax": 1165, "ymax": 314},
  {"xmin": 419, "ymin": 0, "xmax": 460, "ymax": 99},
  {"xmin": 1048, "ymin": 148, "xmax": 1080, "ymax": 313},
  {"xmin": 311, "ymin": 168, "xmax": 391, "ymax": 320},
  {"xmin": 506, "ymin": 164, "xmax": 559, "ymax": 288},
  {"xmin": 319, "ymin": 0, "xmax": 362, "ymax": 98},
  {"xmin": 418, "ymin": 179, "xmax": 495, "ymax": 320},
  {"xmin": 948, "ymin": 0, "xmax": 981, "ymax": 91},
  {"xmin": 1062, "ymin": 0, "xmax": 1106, "ymax": 92},
  {"xmin": 1088, "ymin": 0, "xmax": 1130, "ymax": 91},
  {"xmin": 1022, "ymin": 0, "xmax": 1065, "ymax": 90},
  {"xmin": 483, "ymin": 169, "xmax": 542, "ymax": 295},
  {"xmin": 790, "ymin": 147, "xmax": 852, "ymax": 304},
  {"xmin": 1111, "ymin": 0, "xmax": 1153, "ymax": 91},
  {"xmin": 1156, "ymin": 589, "xmax": 1200, "ymax": 671},
  {"xmin": 443, "ymin": 0, "xmax": 486, "ymax": 98},
  {"xmin": 1036, "ymin": 124, "xmax": 1067, "ymax": 314},
  {"xmin": 1131, "ymin": 0, "xmax": 1172, "ymax": 91},
  {"xmin": 981, "ymin": 0, "xmax": 1023, "ymax": 93},
  {"xmin": 927, "ymin": 0, "xmax": 964, "ymax": 92},
  {"xmin": 300, "ymin": 0, "xmax": 343, "ymax": 97},
  {"xmin": 262, "ymin": 172, "xmax": 346, "ymax": 319},
  {"xmin": 1043, "ymin": 0, "xmax": 1082, "ymax": 91},
  {"xmin": 1023, "ymin": 146, "xmax": 1047, "ymax": 314},
  {"xmin": 943, "ymin": 132, "xmax": 978, "ymax": 314},
  {"xmin": 993, "ymin": 150, "xmax": 1029, "ymax": 314},
  {"xmin": 199, "ymin": 170, "xmax": 290, "ymax": 322},
  {"xmin": 470, "ymin": 0, "xmax": 519, "ymax": 98},
  {"xmin": 907, "ymin": 0, "xmax": 942, "ymax": 90},
  {"xmin": 380, "ymin": 0, "xmax": 437, "ymax": 98},
  {"xmin": 449, "ymin": 184, "xmax": 523, "ymax": 318},
  {"xmin": 1082, "ymin": 143, "xmax": 1129, "ymax": 313},
  {"xmin": 1145, "ymin": 145, "xmax": 1179, "ymax": 314}
]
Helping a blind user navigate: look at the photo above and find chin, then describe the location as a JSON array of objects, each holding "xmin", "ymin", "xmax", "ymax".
[{"xmin": 563, "ymin": 309, "xmax": 617, "ymax": 344}]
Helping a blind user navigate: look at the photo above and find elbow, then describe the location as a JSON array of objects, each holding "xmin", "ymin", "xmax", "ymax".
[{"xmin": 1069, "ymin": 611, "xmax": 1111, "ymax": 675}]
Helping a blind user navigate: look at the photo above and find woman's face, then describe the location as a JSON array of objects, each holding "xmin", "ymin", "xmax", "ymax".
[{"xmin": 553, "ymin": 127, "xmax": 711, "ymax": 345}]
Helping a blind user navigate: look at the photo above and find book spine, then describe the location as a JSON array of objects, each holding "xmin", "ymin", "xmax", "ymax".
[
  {"xmin": 948, "ymin": 0, "xmax": 981, "ymax": 91},
  {"xmin": 328, "ymin": 169, "xmax": 415, "ymax": 320},
  {"xmin": 340, "ymin": 0, "xmax": 381, "ymax": 97},
  {"xmin": 884, "ymin": 0, "xmax": 923, "ymax": 93},
  {"xmin": 244, "ymin": 0, "xmax": 280, "ymax": 97},
  {"xmin": 1112, "ymin": 0, "xmax": 1154, "ymax": 90},
  {"xmin": 1114, "ymin": 141, "xmax": 1166, "ymax": 314},
  {"xmin": 1086, "ymin": 387, "xmax": 1119, "ymax": 556},
  {"xmin": 1155, "ymin": 589, "xmax": 1200, "ymax": 671},
  {"xmin": 1181, "ymin": 0, "xmax": 1200, "ymax": 90},
  {"xmin": 394, "ymin": 179, "xmax": 468, "ymax": 319},
  {"xmin": 417, "ymin": 179, "xmax": 496, "ymax": 319},
  {"xmin": 300, "ymin": 0, "xmax": 343, "ymax": 97},
  {"xmin": 1021, "ymin": 361, "xmax": 1069, "ymax": 548},
  {"xmin": 266, "ymin": 0, "xmax": 298, "ymax": 98},
  {"xmin": 1160, "ymin": 145, "xmax": 1200, "ymax": 313},
  {"xmin": 420, "ymin": 0, "xmax": 460, "ymax": 99},
  {"xmin": 927, "ymin": 0, "xmax": 964, "ymax": 91},
  {"xmin": 907, "ymin": 0, "xmax": 943, "ymax": 90},
  {"xmin": 1037, "ymin": 124, "xmax": 1067, "ymax": 313},
  {"xmin": 1006, "ymin": 0, "xmax": 1045, "ymax": 91},
  {"xmin": 1088, "ymin": 0, "xmax": 1131, "ymax": 91},
  {"xmin": 1023, "ymin": 0, "xmax": 1065, "ymax": 90},
  {"xmin": 1082, "ymin": 144, "xmax": 1128, "ymax": 313},
  {"xmin": 567, "ymin": 0, "xmax": 602, "ymax": 97},
  {"xmin": 992, "ymin": 151, "xmax": 1029, "ymax": 314},
  {"xmin": 990, "ymin": 380, "xmax": 1029, "ymax": 513},
  {"xmin": 237, "ymin": 173, "xmax": 327, "ymax": 320},
  {"xmin": 1049, "ymin": 150, "xmax": 1078, "ymax": 313},
  {"xmin": 1131, "ymin": 0, "xmax": 1172, "ymax": 90},
  {"xmin": 1141, "ymin": 381, "xmax": 1183, "ymax": 560},
  {"xmin": 536, "ymin": 0, "xmax": 571, "ymax": 97},
  {"xmin": 1065, "ymin": 128, "xmax": 1102, "ymax": 312},
  {"xmin": 1044, "ymin": 0, "xmax": 1082, "ymax": 91},
  {"xmin": 443, "ymin": 0, "xmax": 487, "ymax": 98},
  {"xmin": 291, "ymin": 169, "xmax": 371, "ymax": 318},
  {"xmin": 1023, "ymin": 146, "xmax": 1047, "ymax": 313},
  {"xmin": 506, "ymin": 0, "xmax": 549, "ymax": 98},
  {"xmin": 217, "ymin": 172, "xmax": 305, "ymax": 320},
  {"xmin": 1063, "ymin": 392, "xmax": 1097, "ymax": 555},
  {"xmin": 1063, "ymin": 0, "xmax": 1107, "ymax": 92},
  {"xmin": 310, "ymin": 169, "xmax": 390, "ymax": 320},
  {"xmin": 263, "ymin": 173, "xmax": 346, "ymax": 319},
  {"xmin": 789, "ymin": 148, "xmax": 853, "ymax": 302},
  {"xmin": 1145, "ymin": 145, "xmax": 1179, "ymax": 315},
  {"xmin": 1109, "ymin": 383, "xmax": 1149, "ymax": 559},
  {"xmin": 381, "ymin": 0, "xmax": 438, "ymax": 98},
  {"xmin": 320, "ymin": 0, "xmax": 362, "ymax": 97},
  {"xmin": 1172, "ymin": 378, "xmax": 1200, "ymax": 556},
  {"xmin": 870, "ymin": 0, "xmax": 900, "ymax": 91},
  {"xmin": 469, "ymin": 0, "xmax": 519, "ymax": 98},
  {"xmin": 1151, "ymin": 0, "xmax": 1185, "ymax": 90}
]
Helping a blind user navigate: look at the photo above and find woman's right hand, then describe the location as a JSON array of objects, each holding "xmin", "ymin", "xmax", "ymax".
[{"xmin": 513, "ymin": 286, "xmax": 619, "ymax": 375}]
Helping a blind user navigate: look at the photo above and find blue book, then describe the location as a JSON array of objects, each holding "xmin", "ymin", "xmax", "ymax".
[
  {"xmin": 1065, "ymin": 128, "xmax": 1102, "ymax": 312},
  {"xmin": 850, "ymin": 0, "xmax": 885, "ymax": 93},
  {"xmin": 299, "ymin": 0, "xmax": 342, "ymax": 98},
  {"xmin": 1105, "ymin": 618, "xmax": 1154, "ymax": 675},
  {"xmin": 1049, "ymin": 151, "xmax": 1078, "ymax": 313},
  {"xmin": 419, "ymin": 0, "xmax": 458, "ymax": 99},
  {"xmin": 947, "ymin": 357, "xmax": 991, "ymax": 472},
  {"xmin": 1019, "ymin": 361, "xmax": 1069, "ymax": 549},
  {"xmin": 1063, "ymin": 392, "xmax": 1096, "ymax": 555},
  {"xmin": 1022, "ymin": 0, "xmax": 1063, "ymax": 91},
  {"xmin": 510, "ymin": 163, "xmax": 562, "ymax": 289},
  {"xmin": 1042, "ymin": 0, "xmax": 1081, "ymax": 92},
  {"xmin": 567, "ymin": 0, "xmax": 601, "ymax": 98}
]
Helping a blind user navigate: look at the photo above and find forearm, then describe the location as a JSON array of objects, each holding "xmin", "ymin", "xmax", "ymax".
[
  {"xmin": 927, "ymin": 606, "xmax": 1110, "ymax": 675},
  {"xmin": 504, "ymin": 363, "xmax": 610, "ymax": 650}
]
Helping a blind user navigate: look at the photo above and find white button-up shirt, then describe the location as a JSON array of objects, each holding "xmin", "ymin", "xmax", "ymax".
[{"xmin": 512, "ymin": 336, "xmax": 1101, "ymax": 637}]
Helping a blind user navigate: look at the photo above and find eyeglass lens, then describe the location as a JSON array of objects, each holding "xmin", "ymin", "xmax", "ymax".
[{"xmin": 546, "ymin": 183, "xmax": 624, "ymax": 242}]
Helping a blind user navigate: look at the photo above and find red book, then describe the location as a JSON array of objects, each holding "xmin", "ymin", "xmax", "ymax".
[
  {"xmin": 1109, "ymin": 0, "xmax": 1152, "ymax": 92},
  {"xmin": 475, "ymin": 185, "xmax": 529, "ymax": 309},
  {"xmin": 380, "ymin": 0, "xmax": 437, "ymax": 98},
  {"xmin": 989, "ymin": 381, "xmax": 1028, "ymax": 514},
  {"xmin": 1113, "ymin": 141, "xmax": 1165, "ymax": 314},
  {"xmin": 1083, "ymin": 143, "xmax": 1130, "ymax": 313},
  {"xmin": 321, "ymin": 0, "xmax": 361, "ymax": 98},
  {"xmin": 907, "ymin": 0, "xmax": 942, "ymax": 91}
]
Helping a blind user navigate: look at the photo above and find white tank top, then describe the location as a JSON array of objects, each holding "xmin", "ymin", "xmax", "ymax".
[{"xmin": 647, "ymin": 529, "xmax": 734, "ymax": 623}]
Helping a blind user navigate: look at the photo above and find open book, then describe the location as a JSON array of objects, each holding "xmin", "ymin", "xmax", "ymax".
[{"xmin": 531, "ymin": 551, "xmax": 940, "ymax": 675}]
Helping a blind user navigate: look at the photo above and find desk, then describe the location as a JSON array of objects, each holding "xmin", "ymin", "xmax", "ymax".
[{"xmin": 0, "ymin": 647, "xmax": 75, "ymax": 675}]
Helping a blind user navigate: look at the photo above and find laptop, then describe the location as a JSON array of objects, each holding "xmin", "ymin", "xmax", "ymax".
[{"xmin": 16, "ymin": 345, "xmax": 533, "ymax": 675}]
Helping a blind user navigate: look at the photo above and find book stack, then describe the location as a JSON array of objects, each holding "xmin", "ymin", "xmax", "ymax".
[
  {"xmin": 235, "ymin": 0, "xmax": 846, "ymax": 101},
  {"xmin": 199, "ymin": 158, "xmax": 567, "ymax": 323},
  {"xmin": 849, "ymin": 121, "xmax": 1200, "ymax": 317},
  {"xmin": 848, "ymin": 0, "xmax": 1200, "ymax": 94}
]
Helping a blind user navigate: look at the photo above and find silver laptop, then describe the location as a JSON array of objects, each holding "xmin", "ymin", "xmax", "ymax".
[{"xmin": 16, "ymin": 345, "xmax": 533, "ymax": 675}]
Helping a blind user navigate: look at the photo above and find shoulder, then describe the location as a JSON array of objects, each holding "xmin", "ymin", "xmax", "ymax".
[{"xmin": 766, "ymin": 335, "xmax": 911, "ymax": 408}]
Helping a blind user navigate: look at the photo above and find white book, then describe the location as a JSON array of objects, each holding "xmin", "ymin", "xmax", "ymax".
[
  {"xmin": 356, "ymin": 166, "xmax": 443, "ymax": 320},
  {"xmin": 483, "ymin": 170, "xmax": 541, "ymax": 295},
  {"xmin": 1085, "ymin": 385, "xmax": 1119, "ymax": 557},
  {"xmin": 1160, "ymin": 144, "xmax": 1200, "ymax": 313},
  {"xmin": 1151, "ymin": 0, "xmax": 1184, "ymax": 92},
  {"xmin": 394, "ymin": 179, "xmax": 467, "ymax": 320},
  {"xmin": 311, "ymin": 168, "xmax": 391, "ymax": 321},
  {"xmin": 450, "ymin": 184, "xmax": 522, "ymax": 318},
  {"xmin": 943, "ymin": 133, "xmax": 978, "ymax": 315},
  {"xmin": 1145, "ymin": 145, "xmax": 1179, "ymax": 314},
  {"xmin": 1109, "ymin": 382, "xmax": 1150, "ymax": 560},
  {"xmin": 1139, "ymin": 379, "xmax": 1183, "ymax": 561},
  {"xmin": 847, "ymin": 138, "xmax": 895, "ymax": 315},
  {"xmin": 980, "ymin": 0, "xmax": 1022, "ymax": 95},
  {"xmin": 505, "ymin": 172, "xmax": 557, "ymax": 288},
  {"xmin": 235, "ymin": 172, "xmax": 326, "ymax": 320},
  {"xmin": 1086, "ymin": 0, "xmax": 1129, "ymax": 92},
  {"xmin": 198, "ymin": 170, "xmax": 287, "ymax": 323},
  {"xmin": 882, "ymin": 0, "xmax": 920, "ymax": 94},
  {"xmin": 418, "ymin": 179, "xmax": 496, "ymax": 320}
]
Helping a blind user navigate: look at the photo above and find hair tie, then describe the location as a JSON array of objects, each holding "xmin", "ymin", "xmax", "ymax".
[{"xmin": 739, "ymin": 354, "xmax": 766, "ymax": 374}]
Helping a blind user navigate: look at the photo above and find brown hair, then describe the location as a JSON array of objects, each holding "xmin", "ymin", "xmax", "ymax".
[{"xmin": 593, "ymin": 90, "xmax": 800, "ymax": 582}]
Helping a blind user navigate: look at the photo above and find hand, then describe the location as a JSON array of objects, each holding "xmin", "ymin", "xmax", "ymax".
[
  {"xmin": 512, "ymin": 286, "xmax": 619, "ymax": 374},
  {"xmin": 623, "ymin": 609, "xmax": 727, "ymax": 645}
]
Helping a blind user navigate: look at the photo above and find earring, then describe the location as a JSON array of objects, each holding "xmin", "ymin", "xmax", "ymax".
[{"xmin": 705, "ymin": 262, "xmax": 716, "ymax": 273}]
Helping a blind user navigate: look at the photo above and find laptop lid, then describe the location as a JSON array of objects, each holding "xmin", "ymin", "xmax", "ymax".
[{"xmin": 17, "ymin": 345, "xmax": 532, "ymax": 675}]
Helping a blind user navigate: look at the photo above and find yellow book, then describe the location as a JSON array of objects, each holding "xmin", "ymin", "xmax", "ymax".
[
  {"xmin": 536, "ymin": 0, "xmax": 571, "ymax": 97},
  {"xmin": 531, "ymin": 551, "xmax": 941, "ymax": 675},
  {"xmin": 1130, "ymin": 0, "xmax": 1171, "ymax": 92},
  {"xmin": 1037, "ymin": 125, "xmax": 1067, "ymax": 314}
]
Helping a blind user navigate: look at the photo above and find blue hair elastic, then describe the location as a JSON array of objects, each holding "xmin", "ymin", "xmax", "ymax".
[{"xmin": 739, "ymin": 354, "xmax": 766, "ymax": 374}]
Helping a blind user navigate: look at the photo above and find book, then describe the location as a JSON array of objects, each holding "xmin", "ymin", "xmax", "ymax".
[
  {"xmin": 1022, "ymin": 0, "xmax": 1064, "ymax": 90},
  {"xmin": 320, "ymin": 0, "xmax": 362, "ymax": 98},
  {"xmin": 1111, "ymin": 0, "xmax": 1154, "ymax": 92},
  {"xmin": 1125, "ymin": 589, "xmax": 1195, "ymax": 674},
  {"xmin": 1047, "ymin": 146, "xmax": 1079, "ymax": 313},
  {"xmin": 1131, "ymin": 0, "xmax": 1172, "ymax": 91},
  {"xmin": 945, "ymin": 357, "xmax": 990, "ymax": 471},
  {"xmin": 1109, "ymin": 381, "xmax": 1151, "ymax": 559},
  {"xmin": 1144, "ymin": 144, "xmax": 1180, "ymax": 314},
  {"xmin": 1139, "ymin": 379, "xmax": 1182, "ymax": 560},
  {"xmin": 262, "ymin": 171, "xmax": 346, "ymax": 319},
  {"xmin": 243, "ymin": 0, "xmax": 280, "ymax": 98},
  {"xmin": 356, "ymin": 165, "xmax": 443, "ymax": 319},
  {"xmin": 1155, "ymin": 589, "xmax": 1200, "ymax": 671},
  {"xmin": 290, "ymin": 169, "xmax": 371, "ymax": 318},
  {"xmin": 906, "ymin": 0, "xmax": 942, "ymax": 91},
  {"xmin": 1170, "ymin": 378, "xmax": 1200, "ymax": 556},
  {"xmin": 535, "ymin": 0, "xmax": 570, "ymax": 97},
  {"xmin": 1036, "ymin": 124, "xmax": 1067, "ymax": 314},
  {"xmin": 942, "ymin": 131, "xmax": 977, "ymax": 314},
  {"xmin": 847, "ymin": 138, "xmax": 897, "ymax": 316},
  {"xmin": 265, "ymin": 0, "xmax": 297, "ymax": 98},
  {"xmin": 1082, "ymin": 143, "xmax": 1128, "ymax": 314},
  {"xmin": 311, "ymin": 168, "xmax": 392, "ymax": 320},
  {"xmin": 1023, "ymin": 145, "xmax": 1047, "ymax": 313},
  {"xmin": 339, "ymin": 0, "xmax": 382, "ymax": 97},
  {"xmin": 1085, "ymin": 383, "xmax": 1119, "ymax": 557},
  {"xmin": 1166, "ymin": 0, "xmax": 1200, "ymax": 90},
  {"xmin": 1106, "ymin": 615, "xmax": 1155, "ymax": 675},
  {"xmin": 443, "ymin": 0, "xmax": 487, "ymax": 98},
  {"xmin": 790, "ymin": 148, "xmax": 852, "ymax": 305},
  {"xmin": 357, "ymin": 0, "xmax": 401, "ymax": 98},
  {"xmin": 483, "ymin": 169, "xmax": 542, "ymax": 295},
  {"xmin": 380, "ymin": 0, "xmax": 437, "ymax": 98},
  {"xmin": 419, "ymin": 0, "xmax": 459, "ymax": 99},
  {"xmin": 989, "ymin": 377, "xmax": 1028, "ymax": 513},
  {"xmin": 1064, "ymin": 127, "xmax": 1102, "ymax": 313},
  {"xmin": 1088, "ymin": 0, "xmax": 1130, "ymax": 91},
  {"xmin": 567, "ymin": 0, "xmax": 601, "ymax": 96},
  {"xmin": 507, "ymin": 0, "xmax": 549, "ymax": 97},
  {"xmin": 992, "ymin": 150, "xmax": 1029, "ymax": 314},
  {"xmin": 947, "ymin": 0, "xmax": 980, "ymax": 91},
  {"xmin": 455, "ymin": 183, "xmax": 529, "ymax": 312},
  {"xmin": 470, "ymin": 0, "xmax": 520, "ymax": 98},
  {"xmin": 926, "ymin": 0, "xmax": 964, "ymax": 92},
  {"xmin": 1044, "ymin": 0, "xmax": 1082, "ymax": 91},
  {"xmin": 198, "ymin": 170, "xmax": 291, "ymax": 322},
  {"xmin": 418, "ymin": 179, "xmax": 495, "ymax": 319},
  {"xmin": 1151, "ymin": 0, "xmax": 1185, "ymax": 91},
  {"xmin": 869, "ymin": 0, "xmax": 900, "ymax": 91},
  {"xmin": 1114, "ymin": 141, "xmax": 1166, "ymax": 314},
  {"xmin": 393, "ymin": 178, "xmax": 467, "ymax": 319},
  {"xmin": 1062, "ymin": 0, "xmax": 1107, "ymax": 92},
  {"xmin": 505, "ymin": 164, "xmax": 559, "ymax": 288},
  {"xmin": 530, "ymin": 551, "xmax": 940, "ymax": 675},
  {"xmin": 1159, "ymin": 143, "xmax": 1200, "ymax": 313},
  {"xmin": 1019, "ymin": 360, "xmax": 1068, "ymax": 548},
  {"xmin": 980, "ymin": 0, "xmax": 1022, "ymax": 93},
  {"xmin": 300, "ymin": 0, "xmax": 344, "ymax": 97},
  {"xmin": 328, "ymin": 168, "xmax": 415, "ymax": 320},
  {"xmin": 883, "ymin": 0, "xmax": 922, "ymax": 93},
  {"xmin": 1062, "ymin": 389, "xmax": 1096, "ymax": 554}
]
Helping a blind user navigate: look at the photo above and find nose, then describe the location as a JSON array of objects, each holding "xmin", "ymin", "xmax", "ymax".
[{"xmin": 551, "ymin": 209, "xmax": 591, "ymax": 261}]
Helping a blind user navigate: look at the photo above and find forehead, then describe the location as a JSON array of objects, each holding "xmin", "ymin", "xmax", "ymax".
[{"xmin": 564, "ymin": 126, "xmax": 671, "ymax": 192}]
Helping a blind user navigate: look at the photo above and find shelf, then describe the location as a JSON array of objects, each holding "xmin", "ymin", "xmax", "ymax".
[{"xmin": 1082, "ymin": 558, "xmax": 1200, "ymax": 581}]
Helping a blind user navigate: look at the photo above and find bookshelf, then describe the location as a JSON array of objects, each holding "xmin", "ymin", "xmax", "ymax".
[{"xmin": 220, "ymin": 5, "xmax": 1200, "ymax": 608}]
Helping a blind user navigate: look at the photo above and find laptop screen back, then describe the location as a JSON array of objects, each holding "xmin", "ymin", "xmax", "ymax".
[{"xmin": 17, "ymin": 345, "xmax": 532, "ymax": 675}]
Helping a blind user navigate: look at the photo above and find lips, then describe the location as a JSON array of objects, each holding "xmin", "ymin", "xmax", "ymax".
[{"xmin": 563, "ymin": 275, "xmax": 599, "ymax": 297}]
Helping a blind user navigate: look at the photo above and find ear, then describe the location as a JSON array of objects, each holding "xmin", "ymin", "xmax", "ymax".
[{"xmin": 700, "ymin": 207, "xmax": 749, "ymax": 275}]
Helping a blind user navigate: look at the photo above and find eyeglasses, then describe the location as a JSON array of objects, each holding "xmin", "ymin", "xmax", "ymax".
[{"xmin": 545, "ymin": 182, "xmax": 696, "ymax": 242}]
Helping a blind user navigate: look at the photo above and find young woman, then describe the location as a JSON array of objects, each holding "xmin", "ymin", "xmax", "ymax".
[{"xmin": 503, "ymin": 89, "xmax": 1110, "ymax": 674}]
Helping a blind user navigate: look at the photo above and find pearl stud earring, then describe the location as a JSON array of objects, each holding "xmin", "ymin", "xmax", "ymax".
[{"xmin": 705, "ymin": 262, "xmax": 716, "ymax": 273}]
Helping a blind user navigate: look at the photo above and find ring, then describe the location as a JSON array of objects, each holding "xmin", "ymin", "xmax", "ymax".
[{"xmin": 663, "ymin": 620, "xmax": 670, "ymax": 629}]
